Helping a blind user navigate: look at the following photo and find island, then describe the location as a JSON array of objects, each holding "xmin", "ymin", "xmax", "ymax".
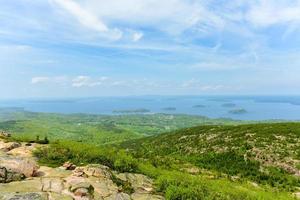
[
  {"xmin": 162, "ymin": 107, "xmax": 176, "ymax": 111},
  {"xmin": 228, "ymin": 108, "xmax": 247, "ymax": 114},
  {"xmin": 192, "ymin": 104, "xmax": 206, "ymax": 108},
  {"xmin": 222, "ymin": 103, "xmax": 236, "ymax": 108},
  {"xmin": 112, "ymin": 108, "xmax": 150, "ymax": 114}
]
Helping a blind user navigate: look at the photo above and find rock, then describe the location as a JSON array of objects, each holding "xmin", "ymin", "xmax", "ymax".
[
  {"xmin": 0, "ymin": 166, "xmax": 25, "ymax": 183},
  {"xmin": 84, "ymin": 164, "xmax": 112, "ymax": 179},
  {"xmin": 87, "ymin": 176, "xmax": 118, "ymax": 198},
  {"xmin": 63, "ymin": 161, "xmax": 76, "ymax": 170},
  {"xmin": 0, "ymin": 179, "xmax": 42, "ymax": 193},
  {"xmin": 74, "ymin": 188, "xmax": 90, "ymax": 197},
  {"xmin": 0, "ymin": 142, "xmax": 21, "ymax": 152},
  {"xmin": 131, "ymin": 193, "xmax": 165, "ymax": 200},
  {"xmin": 37, "ymin": 166, "xmax": 72, "ymax": 178},
  {"xmin": 70, "ymin": 182, "xmax": 94, "ymax": 192},
  {"xmin": 70, "ymin": 182, "xmax": 94, "ymax": 197},
  {"xmin": 73, "ymin": 167, "xmax": 87, "ymax": 177},
  {"xmin": 8, "ymin": 145, "xmax": 35, "ymax": 158},
  {"xmin": 105, "ymin": 192, "xmax": 131, "ymax": 200},
  {"xmin": 41, "ymin": 177, "xmax": 64, "ymax": 193},
  {"xmin": 0, "ymin": 192, "xmax": 48, "ymax": 200},
  {"xmin": 0, "ymin": 131, "xmax": 11, "ymax": 137},
  {"xmin": 64, "ymin": 175, "xmax": 86, "ymax": 187},
  {"xmin": 116, "ymin": 173, "xmax": 153, "ymax": 194},
  {"xmin": 48, "ymin": 193, "xmax": 74, "ymax": 200},
  {"xmin": 48, "ymin": 192, "xmax": 74, "ymax": 200},
  {"xmin": 0, "ymin": 157, "xmax": 39, "ymax": 177}
]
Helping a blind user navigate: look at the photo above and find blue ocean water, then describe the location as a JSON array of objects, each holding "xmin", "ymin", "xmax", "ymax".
[{"xmin": 0, "ymin": 96, "xmax": 300, "ymax": 121}]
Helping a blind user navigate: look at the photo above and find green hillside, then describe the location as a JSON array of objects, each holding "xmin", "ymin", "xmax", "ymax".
[
  {"xmin": 32, "ymin": 122, "xmax": 300, "ymax": 199},
  {"xmin": 125, "ymin": 123, "xmax": 300, "ymax": 165},
  {"xmin": 122, "ymin": 123, "xmax": 300, "ymax": 192}
]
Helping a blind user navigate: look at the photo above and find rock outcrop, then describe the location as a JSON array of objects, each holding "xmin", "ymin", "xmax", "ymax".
[
  {"xmin": 62, "ymin": 161, "xmax": 77, "ymax": 170},
  {"xmin": 0, "ymin": 166, "xmax": 25, "ymax": 183},
  {"xmin": 0, "ymin": 192, "xmax": 48, "ymax": 200},
  {"xmin": 0, "ymin": 142, "xmax": 21, "ymax": 152},
  {"xmin": 0, "ymin": 131, "xmax": 11, "ymax": 138},
  {"xmin": 71, "ymin": 182, "xmax": 94, "ymax": 198},
  {"xmin": 84, "ymin": 164, "xmax": 112, "ymax": 179},
  {"xmin": 0, "ymin": 156, "xmax": 39, "ymax": 177},
  {"xmin": 41, "ymin": 177, "xmax": 64, "ymax": 193},
  {"xmin": 0, "ymin": 139, "xmax": 165, "ymax": 200},
  {"xmin": 115, "ymin": 173, "xmax": 154, "ymax": 194}
]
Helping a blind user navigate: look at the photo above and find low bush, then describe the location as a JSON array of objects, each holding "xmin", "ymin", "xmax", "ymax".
[
  {"xmin": 33, "ymin": 140, "xmax": 138, "ymax": 172},
  {"xmin": 113, "ymin": 150, "xmax": 138, "ymax": 172}
]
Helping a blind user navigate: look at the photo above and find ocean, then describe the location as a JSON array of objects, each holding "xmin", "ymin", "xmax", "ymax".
[{"xmin": 0, "ymin": 96, "xmax": 300, "ymax": 121}]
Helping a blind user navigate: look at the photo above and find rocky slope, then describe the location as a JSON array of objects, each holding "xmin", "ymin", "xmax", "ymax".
[{"xmin": 0, "ymin": 140, "xmax": 164, "ymax": 200}]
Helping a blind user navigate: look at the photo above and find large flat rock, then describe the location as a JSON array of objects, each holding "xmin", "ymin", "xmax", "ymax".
[
  {"xmin": 0, "ymin": 192, "xmax": 48, "ymax": 200},
  {"xmin": 0, "ymin": 156, "xmax": 39, "ymax": 177}
]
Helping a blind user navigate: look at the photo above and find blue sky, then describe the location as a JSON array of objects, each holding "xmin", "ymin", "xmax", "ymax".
[{"xmin": 0, "ymin": 0, "xmax": 300, "ymax": 98}]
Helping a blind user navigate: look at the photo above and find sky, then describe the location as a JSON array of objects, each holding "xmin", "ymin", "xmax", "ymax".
[{"xmin": 0, "ymin": 0, "xmax": 300, "ymax": 98}]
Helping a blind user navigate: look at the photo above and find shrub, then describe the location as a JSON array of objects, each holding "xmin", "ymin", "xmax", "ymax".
[
  {"xmin": 155, "ymin": 172, "xmax": 256, "ymax": 200},
  {"xmin": 114, "ymin": 150, "xmax": 138, "ymax": 172},
  {"xmin": 33, "ymin": 140, "xmax": 138, "ymax": 172}
]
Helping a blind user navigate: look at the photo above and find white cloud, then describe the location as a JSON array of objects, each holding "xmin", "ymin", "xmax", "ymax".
[
  {"xmin": 245, "ymin": 0, "xmax": 300, "ymax": 27},
  {"xmin": 71, "ymin": 76, "xmax": 108, "ymax": 87},
  {"xmin": 181, "ymin": 79, "xmax": 239, "ymax": 92},
  {"xmin": 0, "ymin": 44, "xmax": 32, "ymax": 52},
  {"xmin": 132, "ymin": 32, "xmax": 143, "ymax": 42},
  {"xmin": 47, "ymin": 0, "xmax": 300, "ymax": 48},
  {"xmin": 31, "ymin": 77, "xmax": 50, "ymax": 84},
  {"xmin": 199, "ymin": 85, "xmax": 226, "ymax": 91},
  {"xmin": 51, "ymin": 0, "xmax": 123, "ymax": 40},
  {"xmin": 71, "ymin": 76, "xmax": 90, "ymax": 87},
  {"xmin": 3, "ymin": 0, "xmax": 300, "ymax": 47},
  {"xmin": 31, "ymin": 76, "xmax": 69, "ymax": 85},
  {"xmin": 52, "ymin": 0, "xmax": 108, "ymax": 32},
  {"xmin": 7, "ymin": 0, "xmax": 300, "ymax": 50},
  {"xmin": 51, "ymin": 0, "xmax": 225, "ymax": 38},
  {"xmin": 30, "ymin": 75, "xmax": 244, "ymax": 94}
]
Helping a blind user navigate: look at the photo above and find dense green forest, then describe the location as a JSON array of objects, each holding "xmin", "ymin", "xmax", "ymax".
[{"xmin": 0, "ymin": 109, "xmax": 299, "ymax": 199}]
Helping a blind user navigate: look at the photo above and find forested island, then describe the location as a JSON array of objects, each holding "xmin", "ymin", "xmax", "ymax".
[
  {"xmin": 228, "ymin": 108, "xmax": 247, "ymax": 114},
  {"xmin": 192, "ymin": 104, "xmax": 206, "ymax": 108},
  {"xmin": 222, "ymin": 103, "xmax": 236, "ymax": 107},
  {"xmin": 162, "ymin": 107, "xmax": 176, "ymax": 111},
  {"xmin": 112, "ymin": 108, "xmax": 150, "ymax": 114}
]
